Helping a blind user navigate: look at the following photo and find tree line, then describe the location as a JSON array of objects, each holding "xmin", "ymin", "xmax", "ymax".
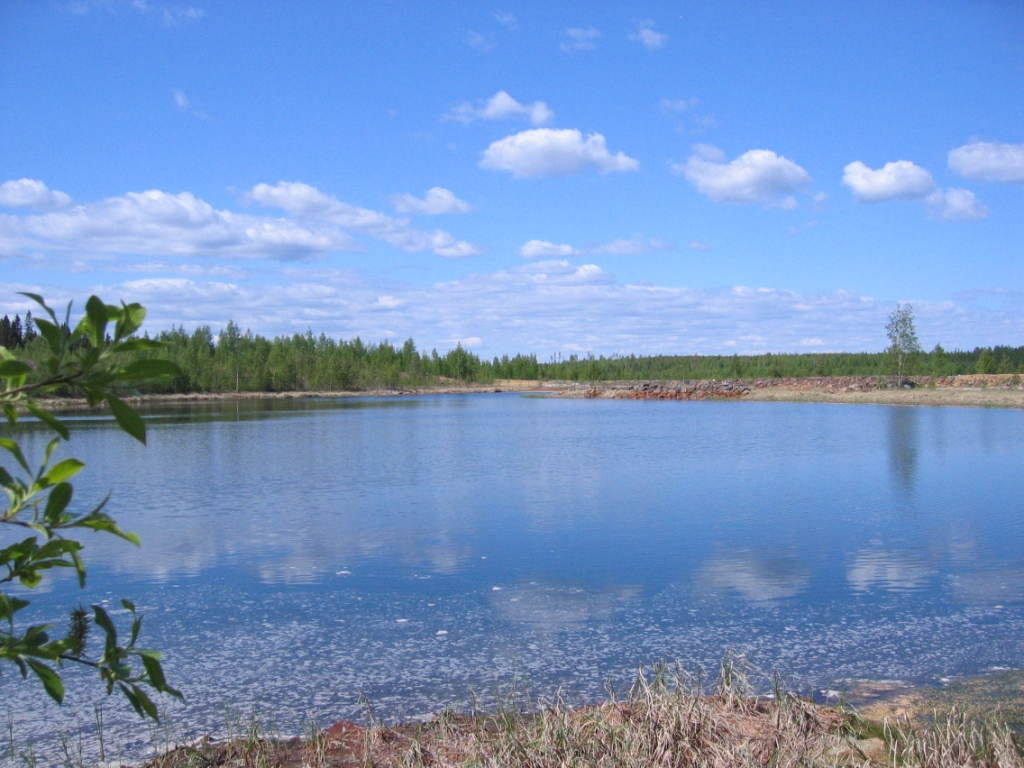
[{"xmin": 3, "ymin": 312, "xmax": 1023, "ymax": 393}]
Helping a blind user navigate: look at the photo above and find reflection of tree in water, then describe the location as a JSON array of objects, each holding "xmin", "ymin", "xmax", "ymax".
[{"xmin": 887, "ymin": 407, "xmax": 920, "ymax": 493}]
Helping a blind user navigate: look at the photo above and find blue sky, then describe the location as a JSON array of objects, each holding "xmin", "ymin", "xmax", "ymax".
[{"xmin": 1, "ymin": 0, "xmax": 1022, "ymax": 357}]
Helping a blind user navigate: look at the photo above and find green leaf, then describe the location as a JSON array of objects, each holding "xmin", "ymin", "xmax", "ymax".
[
  {"xmin": 0, "ymin": 437, "xmax": 31, "ymax": 474},
  {"xmin": 106, "ymin": 395, "xmax": 146, "ymax": 444},
  {"xmin": 44, "ymin": 481, "xmax": 74, "ymax": 521},
  {"xmin": 18, "ymin": 292, "xmax": 54, "ymax": 320},
  {"xmin": 118, "ymin": 359, "xmax": 181, "ymax": 381},
  {"xmin": 0, "ymin": 360, "xmax": 31, "ymax": 378},
  {"xmin": 41, "ymin": 458, "xmax": 85, "ymax": 486},
  {"xmin": 0, "ymin": 465, "xmax": 13, "ymax": 487},
  {"xmin": 140, "ymin": 653, "xmax": 167, "ymax": 690},
  {"xmin": 32, "ymin": 317, "xmax": 63, "ymax": 356},
  {"xmin": 92, "ymin": 604, "xmax": 117, "ymax": 649},
  {"xmin": 114, "ymin": 303, "xmax": 146, "ymax": 340},
  {"xmin": 0, "ymin": 594, "xmax": 30, "ymax": 622},
  {"xmin": 119, "ymin": 682, "xmax": 159, "ymax": 720},
  {"xmin": 73, "ymin": 509, "xmax": 141, "ymax": 545},
  {"xmin": 84, "ymin": 296, "xmax": 109, "ymax": 348},
  {"xmin": 71, "ymin": 550, "xmax": 86, "ymax": 588},
  {"xmin": 24, "ymin": 402, "xmax": 70, "ymax": 440},
  {"xmin": 25, "ymin": 658, "xmax": 65, "ymax": 703}
]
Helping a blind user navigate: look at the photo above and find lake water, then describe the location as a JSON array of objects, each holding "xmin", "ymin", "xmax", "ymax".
[{"xmin": 4, "ymin": 394, "xmax": 1024, "ymax": 761}]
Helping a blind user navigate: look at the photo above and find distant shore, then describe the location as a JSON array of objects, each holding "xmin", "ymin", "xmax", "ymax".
[{"xmin": 34, "ymin": 373, "xmax": 1024, "ymax": 412}]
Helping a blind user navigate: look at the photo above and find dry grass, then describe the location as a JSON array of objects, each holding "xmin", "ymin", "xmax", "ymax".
[{"xmin": 142, "ymin": 662, "xmax": 1024, "ymax": 768}]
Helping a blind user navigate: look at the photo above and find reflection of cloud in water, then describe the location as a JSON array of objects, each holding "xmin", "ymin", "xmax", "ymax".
[
  {"xmin": 847, "ymin": 548, "xmax": 932, "ymax": 592},
  {"xmin": 697, "ymin": 552, "xmax": 810, "ymax": 603},
  {"xmin": 489, "ymin": 582, "xmax": 640, "ymax": 631},
  {"xmin": 950, "ymin": 568, "xmax": 1024, "ymax": 604}
]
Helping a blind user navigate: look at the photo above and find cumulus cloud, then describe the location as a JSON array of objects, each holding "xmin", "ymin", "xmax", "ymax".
[
  {"xmin": 480, "ymin": 129, "xmax": 640, "ymax": 179},
  {"xmin": 925, "ymin": 188, "xmax": 989, "ymax": 221},
  {"xmin": 841, "ymin": 161, "xmax": 988, "ymax": 221},
  {"xmin": 948, "ymin": 141, "xmax": 1024, "ymax": 183},
  {"xmin": 444, "ymin": 91, "xmax": 553, "ymax": 126},
  {"xmin": 842, "ymin": 160, "xmax": 936, "ymax": 203},
  {"xmin": 0, "ymin": 179, "xmax": 482, "ymax": 261},
  {"xmin": 674, "ymin": 147, "xmax": 811, "ymax": 205},
  {"xmin": 519, "ymin": 240, "xmax": 578, "ymax": 258},
  {"xmin": 560, "ymin": 27, "xmax": 600, "ymax": 51},
  {"xmin": 629, "ymin": 20, "xmax": 667, "ymax": 49},
  {"xmin": 390, "ymin": 187, "xmax": 472, "ymax": 215},
  {"xmin": 0, "ymin": 179, "xmax": 73, "ymax": 210}
]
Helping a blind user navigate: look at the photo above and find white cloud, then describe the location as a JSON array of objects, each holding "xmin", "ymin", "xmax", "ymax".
[
  {"xmin": 250, "ymin": 181, "xmax": 483, "ymax": 256},
  {"xmin": 842, "ymin": 160, "xmax": 935, "ymax": 203},
  {"xmin": 689, "ymin": 241, "xmax": 710, "ymax": 251},
  {"xmin": 948, "ymin": 141, "xmax": 1024, "ymax": 183},
  {"xmin": 0, "ymin": 180, "xmax": 482, "ymax": 262},
  {"xmin": 560, "ymin": 27, "xmax": 600, "ymax": 51},
  {"xmin": 629, "ymin": 20, "xmax": 667, "ymax": 49},
  {"xmin": 520, "ymin": 236, "xmax": 667, "ymax": 258},
  {"xmin": 480, "ymin": 128, "xmax": 640, "ymax": 179},
  {"xmin": 390, "ymin": 187, "xmax": 472, "ymax": 215},
  {"xmin": 5, "ymin": 265, "xmax": 1021, "ymax": 356},
  {"xmin": 444, "ymin": 91, "xmax": 553, "ymax": 126},
  {"xmin": 171, "ymin": 87, "xmax": 211, "ymax": 120},
  {"xmin": 519, "ymin": 240, "xmax": 578, "ymax": 259},
  {"xmin": 660, "ymin": 97, "xmax": 698, "ymax": 113},
  {"xmin": 841, "ymin": 161, "xmax": 987, "ymax": 221},
  {"xmin": 465, "ymin": 30, "xmax": 495, "ymax": 51},
  {"xmin": 674, "ymin": 147, "xmax": 811, "ymax": 205},
  {"xmin": 925, "ymin": 188, "xmax": 989, "ymax": 221},
  {"xmin": 0, "ymin": 179, "xmax": 73, "ymax": 210},
  {"xmin": 591, "ymin": 236, "xmax": 668, "ymax": 255},
  {"xmin": 494, "ymin": 12, "xmax": 517, "ymax": 30}
]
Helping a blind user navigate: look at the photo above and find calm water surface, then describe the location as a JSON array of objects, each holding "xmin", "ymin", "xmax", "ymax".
[{"xmin": 4, "ymin": 394, "xmax": 1024, "ymax": 758}]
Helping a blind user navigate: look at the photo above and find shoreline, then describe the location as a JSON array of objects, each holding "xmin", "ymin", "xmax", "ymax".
[{"xmin": 32, "ymin": 373, "xmax": 1024, "ymax": 412}]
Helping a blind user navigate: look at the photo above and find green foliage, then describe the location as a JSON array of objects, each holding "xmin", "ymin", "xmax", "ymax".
[
  {"xmin": 976, "ymin": 348, "xmax": 996, "ymax": 374},
  {"xmin": 1, "ymin": 294, "xmax": 182, "ymax": 720}
]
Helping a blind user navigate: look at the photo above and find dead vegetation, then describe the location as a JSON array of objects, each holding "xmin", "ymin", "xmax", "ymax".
[{"xmin": 143, "ymin": 661, "xmax": 1024, "ymax": 768}]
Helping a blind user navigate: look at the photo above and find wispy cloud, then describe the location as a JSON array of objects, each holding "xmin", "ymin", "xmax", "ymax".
[
  {"xmin": 494, "ymin": 12, "xmax": 518, "ymax": 31},
  {"xmin": 629, "ymin": 20, "xmax": 667, "ymax": 50},
  {"xmin": 560, "ymin": 27, "xmax": 600, "ymax": 52},
  {"xmin": 390, "ymin": 188, "xmax": 472, "ymax": 215},
  {"xmin": 465, "ymin": 30, "xmax": 495, "ymax": 52},
  {"xmin": 444, "ymin": 91, "xmax": 553, "ymax": 126},
  {"xmin": 172, "ymin": 87, "xmax": 211, "ymax": 120}
]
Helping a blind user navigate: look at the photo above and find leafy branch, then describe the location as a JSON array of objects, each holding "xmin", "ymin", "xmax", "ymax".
[{"xmin": 1, "ymin": 293, "xmax": 182, "ymax": 720}]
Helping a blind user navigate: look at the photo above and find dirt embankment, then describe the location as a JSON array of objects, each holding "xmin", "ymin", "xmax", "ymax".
[{"xmin": 552, "ymin": 374, "xmax": 1024, "ymax": 408}]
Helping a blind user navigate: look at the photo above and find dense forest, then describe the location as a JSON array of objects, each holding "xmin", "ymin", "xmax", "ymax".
[{"xmin": 2, "ymin": 312, "xmax": 1023, "ymax": 392}]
